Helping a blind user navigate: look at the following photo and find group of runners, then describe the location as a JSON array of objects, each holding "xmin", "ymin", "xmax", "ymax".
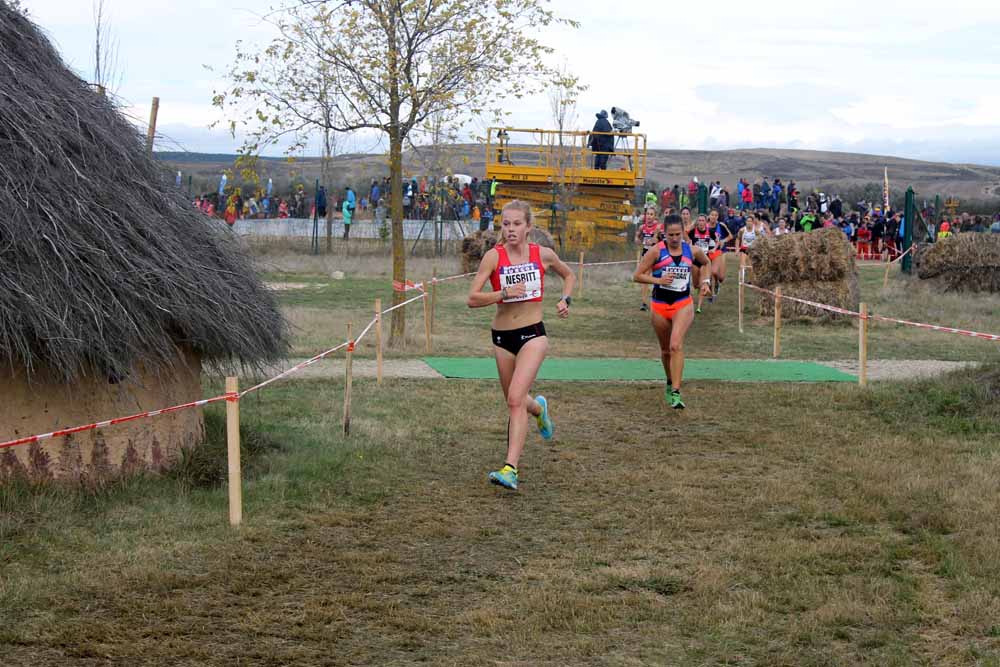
[{"xmin": 467, "ymin": 200, "xmax": 767, "ymax": 491}]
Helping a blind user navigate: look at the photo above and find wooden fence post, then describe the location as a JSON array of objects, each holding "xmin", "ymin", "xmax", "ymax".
[
  {"xmin": 859, "ymin": 303, "xmax": 868, "ymax": 387},
  {"xmin": 375, "ymin": 298, "xmax": 383, "ymax": 386},
  {"xmin": 738, "ymin": 266, "xmax": 745, "ymax": 334},
  {"xmin": 430, "ymin": 265, "xmax": 438, "ymax": 333},
  {"xmin": 577, "ymin": 250, "xmax": 584, "ymax": 298},
  {"xmin": 423, "ymin": 290, "xmax": 432, "ymax": 354},
  {"xmin": 882, "ymin": 258, "xmax": 891, "ymax": 289},
  {"xmin": 343, "ymin": 322, "xmax": 354, "ymax": 435},
  {"xmin": 225, "ymin": 376, "xmax": 243, "ymax": 527},
  {"xmin": 146, "ymin": 96, "xmax": 160, "ymax": 153},
  {"xmin": 773, "ymin": 286, "xmax": 782, "ymax": 358}
]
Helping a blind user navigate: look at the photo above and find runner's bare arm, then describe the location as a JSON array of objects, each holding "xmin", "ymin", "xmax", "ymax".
[
  {"xmin": 633, "ymin": 246, "xmax": 667, "ymax": 285},
  {"xmin": 693, "ymin": 247, "xmax": 713, "ymax": 296},
  {"xmin": 540, "ymin": 247, "xmax": 575, "ymax": 318},
  {"xmin": 466, "ymin": 248, "xmax": 509, "ymax": 308},
  {"xmin": 719, "ymin": 223, "xmax": 733, "ymax": 245}
]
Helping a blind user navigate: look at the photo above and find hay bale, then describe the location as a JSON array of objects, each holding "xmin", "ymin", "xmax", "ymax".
[
  {"xmin": 460, "ymin": 231, "xmax": 498, "ymax": 273},
  {"xmin": 757, "ymin": 275, "xmax": 860, "ymax": 321},
  {"xmin": 749, "ymin": 227, "xmax": 856, "ymax": 285},
  {"xmin": 916, "ymin": 233, "xmax": 1000, "ymax": 293},
  {"xmin": 749, "ymin": 228, "xmax": 859, "ymax": 321},
  {"xmin": 460, "ymin": 227, "xmax": 554, "ymax": 274}
]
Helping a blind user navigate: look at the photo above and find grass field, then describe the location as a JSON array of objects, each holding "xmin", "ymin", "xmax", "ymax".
[{"xmin": 3, "ymin": 248, "xmax": 1000, "ymax": 665}]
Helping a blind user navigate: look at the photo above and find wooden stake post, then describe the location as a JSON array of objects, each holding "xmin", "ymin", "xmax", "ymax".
[
  {"xmin": 374, "ymin": 298, "xmax": 383, "ymax": 386},
  {"xmin": 423, "ymin": 288, "xmax": 432, "ymax": 354},
  {"xmin": 882, "ymin": 259, "xmax": 891, "ymax": 289},
  {"xmin": 146, "ymin": 96, "xmax": 160, "ymax": 153},
  {"xmin": 773, "ymin": 286, "xmax": 782, "ymax": 358},
  {"xmin": 859, "ymin": 303, "xmax": 869, "ymax": 386},
  {"xmin": 738, "ymin": 266, "xmax": 745, "ymax": 334},
  {"xmin": 430, "ymin": 266, "xmax": 438, "ymax": 333},
  {"xmin": 577, "ymin": 251, "xmax": 584, "ymax": 298},
  {"xmin": 225, "ymin": 376, "xmax": 243, "ymax": 527},
  {"xmin": 343, "ymin": 322, "xmax": 354, "ymax": 435}
]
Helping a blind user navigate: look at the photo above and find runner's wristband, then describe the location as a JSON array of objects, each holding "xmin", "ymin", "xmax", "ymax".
[{"xmin": 561, "ymin": 296, "xmax": 572, "ymax": 306}]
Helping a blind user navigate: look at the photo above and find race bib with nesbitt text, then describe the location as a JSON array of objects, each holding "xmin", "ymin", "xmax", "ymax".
[{"xmin": 499, "ymin": 262, "xmax": 542, "ymax": 302}]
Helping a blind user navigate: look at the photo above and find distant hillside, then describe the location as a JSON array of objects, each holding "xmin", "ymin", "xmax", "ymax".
[{"xmin": 157, "ymin": 146, "xmax": 1000, "ymax": 202}]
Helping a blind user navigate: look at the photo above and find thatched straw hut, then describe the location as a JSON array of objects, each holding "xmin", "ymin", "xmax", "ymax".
[
  {"xmin": 0, "ymin": 4, "xmax": 286, "ymax": 482},
  {"xmin": 748, "ymin": 228, "xmax": 860, "ymax": 321},
  {"xmin": 916, "ymin": 234, "xmax": 1000, "ymax": 293},
  {"xmin": 460, "ymin": 228, "xmax": 554, "ymax": 274}
]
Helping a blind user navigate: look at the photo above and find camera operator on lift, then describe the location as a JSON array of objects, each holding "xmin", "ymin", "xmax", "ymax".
[{"xmin": 588, "ymin": 110, "xmax": 614, "ymax": 170}]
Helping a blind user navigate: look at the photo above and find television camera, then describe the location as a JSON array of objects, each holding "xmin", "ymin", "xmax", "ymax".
[{"xmin": 610, "ymin": 107, "xmax": 640, "ymax": 132}]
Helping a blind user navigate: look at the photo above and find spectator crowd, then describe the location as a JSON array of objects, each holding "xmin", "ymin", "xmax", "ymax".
[
  {"xmin": 193, "ymin": 173, "xmax": 502, "ymax": 234},
  {"xmin": 643, "ymin": 177, "xmax": 1000, "ymax": 260}
]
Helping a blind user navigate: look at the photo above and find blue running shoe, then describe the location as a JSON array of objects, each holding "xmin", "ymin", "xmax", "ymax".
[
  {"xmin": 535, "ymin": 395, "xmax": 554, "ymax": 440},
  {"xmin": 488, "ymin": 465, "xmax": 518, "ymax": 490}
]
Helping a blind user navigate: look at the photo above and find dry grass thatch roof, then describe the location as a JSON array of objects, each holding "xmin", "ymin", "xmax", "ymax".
[
  {"xmin": 916, "ymin": 234, "xmax": 1000, "ymax": 293},
  {"xmin": 0, "ymin": 4, "xmax": 287, "ymax": 382}
]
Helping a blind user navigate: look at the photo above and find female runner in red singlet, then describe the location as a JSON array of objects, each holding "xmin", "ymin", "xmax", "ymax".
[
  {"xmin": 634, "ymin": 206, "xmax": 663, "ymax": 311},
  {"xmin": 467, "ymin": 200, "xmax": 576, "ymax": 491}
]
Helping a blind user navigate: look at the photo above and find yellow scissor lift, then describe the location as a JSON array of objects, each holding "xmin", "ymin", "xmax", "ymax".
[{"xmin": 484, "ymin": 128, "xmax": 647, "ymax": 249}]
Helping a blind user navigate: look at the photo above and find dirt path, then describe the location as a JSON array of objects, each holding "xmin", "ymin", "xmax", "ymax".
[
  {"xmin": 255, "ymin": 357, "xmax": 975, "ymax": 382},
  {"xmin": 818, "ymin": 359, "xmax": 977, "ymax": 381},
  {"xmin": 259, "ymin": 357, "xmax": 443, "ymax": 379}
]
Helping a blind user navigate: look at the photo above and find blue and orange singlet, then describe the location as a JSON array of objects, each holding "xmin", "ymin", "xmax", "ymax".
[{"xmin": 651, "ymin": 241, "xmax": 693, "ymax": 305}]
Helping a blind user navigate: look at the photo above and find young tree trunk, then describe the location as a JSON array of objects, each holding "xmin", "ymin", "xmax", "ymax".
[
  {"xmin": 323, "ymin": 125, "xmax": 333, "ymax": 253},
  {"xmin": 389, "ymin": 122, "xmax": 406, "ymax": 344}
]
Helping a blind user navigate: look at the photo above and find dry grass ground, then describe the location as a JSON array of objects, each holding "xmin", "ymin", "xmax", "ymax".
[
  {"xmin": 3, "ymin": 370, "xmax": 1000, "ymax": 665},
  {"xmin": 3, "ymin": 248, "xmax": 1000, "ymax": 665}
]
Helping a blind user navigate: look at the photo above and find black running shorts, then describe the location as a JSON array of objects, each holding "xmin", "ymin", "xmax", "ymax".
[{"xmin": 491, "ymin": 322, "xmax": 547, "ymax": 356}]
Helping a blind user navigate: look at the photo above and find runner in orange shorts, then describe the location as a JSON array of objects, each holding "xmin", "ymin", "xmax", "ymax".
[{"xmin": 633, "ymin": 215, "xmax": 713, "ymax": 409}]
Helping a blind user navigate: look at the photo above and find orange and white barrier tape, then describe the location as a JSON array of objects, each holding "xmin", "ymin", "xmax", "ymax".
[
  {"xmin": 742, "ymin": 281, "xmax": 1000, "ymax": 341},
  {"xmin": 742, "ymin": 283, "xmax": 862, "ymax": 318},
  {"xmin": 392, "ymin": 258, "xmax": 637, "ymax": 293},
  {"xmin": 0, "ymin": 292, "xmax": 428, "ymax": 451},
  {"xmin": 869, "ymin": 313, "xmax": 1000, "ymax": 341},
  {"xmin": 888, "ymin": 245, "xmax": 914, "ymax": 264},
  {"xmin": 0, "ymin": 393, "xmax": 236, "ymax": 451}
]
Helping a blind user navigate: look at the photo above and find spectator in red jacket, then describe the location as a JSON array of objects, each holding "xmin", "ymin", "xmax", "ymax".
[{"xmin": 661, "ymin": 187, "xmax": 675, "ymax": 210}]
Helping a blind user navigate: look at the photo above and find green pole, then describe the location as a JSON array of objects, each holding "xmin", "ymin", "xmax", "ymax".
[
  {"xmin": 697, "ymin": 183, "xmax": 708, "ymax": 214},
  {"xmin": 934, "ymin": 194, "xmax": 942, "ymax": 224},
  {"xmin": 902, "ymin": 187, "xmax": 915, "ymax": 274}
]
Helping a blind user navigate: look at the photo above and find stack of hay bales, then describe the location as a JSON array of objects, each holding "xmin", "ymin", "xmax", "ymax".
[
  {"xmin": 460, "ymin": 227, "xmax": 555, "ymax": 274},
  {"xmin": 916, "ymin": 233, "xmax": 1000, "ymax": 293},
  {"xmin": 748, "ymin": 227, "xmax": 860, "ymax": 321}
]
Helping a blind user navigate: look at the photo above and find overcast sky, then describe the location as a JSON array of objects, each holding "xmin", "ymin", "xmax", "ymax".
[{"xmin": 23, "ymin": 0, "xmax": 1000, "ymax": 165}]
